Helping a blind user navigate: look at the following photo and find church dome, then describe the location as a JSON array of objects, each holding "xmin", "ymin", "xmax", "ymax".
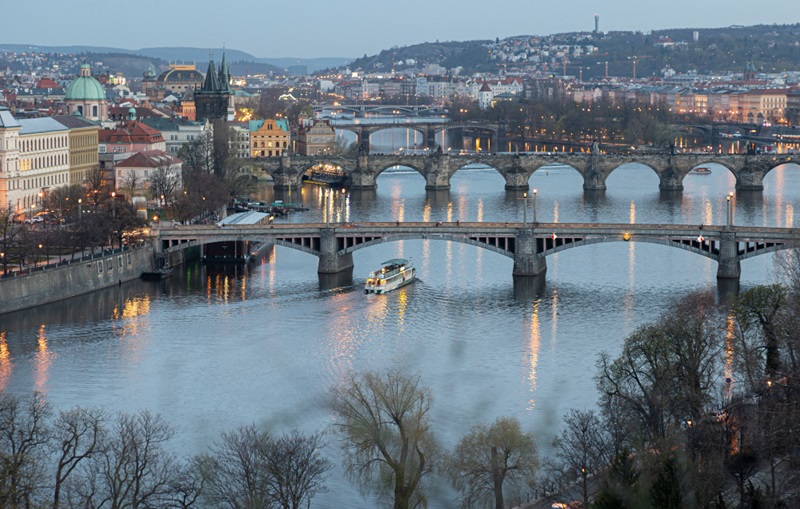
[{"xmin": 65, "ymin": 63, "xmax": 106, "ymax": 101}]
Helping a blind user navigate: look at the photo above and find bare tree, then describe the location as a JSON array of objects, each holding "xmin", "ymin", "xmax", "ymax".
[
  {"xmin": 198, "ymin": 425, "xmax": 275, "ymax": 509},
  {"xmin": 447, "ymin": 416, "xmax": 538, "ymax": 509},
  {"xmin": 265, "ymin": 430, "xmax": 332, "ymax": 509},
  {"xmin": 149, "ymin": 165, "xmax": 181, "ymax": 207},
  {"xmin": 121, "ymin": 172, "xmax": 143, "ymax": 202},
  {"xmin": 331, "ymin": 370, "xmax": 437, "ymax": 509},
  {"xmin": 0, "ymin": 206, "xmax": 25, "ymax": 272},
  {"xmin": 50, "ymin": 407, "xmax": 105, "ymax": 509},
  {"xmin": 549, "ymin": 409, "xmax": 608, "ymax": 507},
  {"xmin": 78, "ymin": 410, "xmax": 177, "ymax": 509},
  {"xmin": 0, "ymin": 392, "xmax": 52, "ymax": 507}
]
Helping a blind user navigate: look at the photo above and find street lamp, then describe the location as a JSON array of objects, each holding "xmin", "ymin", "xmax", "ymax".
[
  {"xmin": 533, "ymin": 188, "xmax": 538, "ymax": 225},
  {"xmin": 726, "ymin": 192, "xmax": 734, "ymax": 226},
  {"xmin": 522, "ymin": 192, "xmax": 528, "ymax": 225},
  {"xmin": 77, "ymin": 198, "xmax": 82, "ymax": 221}
]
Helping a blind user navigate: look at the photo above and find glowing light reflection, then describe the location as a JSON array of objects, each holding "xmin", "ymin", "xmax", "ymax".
[
  {"xmin": 526, "ymin": 299, "xmax": 541, "ymax": 410},
  {"xmin": 0, "ymin": 332, "xmax": 11, "ymax": 391},
  {"xmin": 34, "ymin": 324, "xmax": 55, "ymax": 392}
]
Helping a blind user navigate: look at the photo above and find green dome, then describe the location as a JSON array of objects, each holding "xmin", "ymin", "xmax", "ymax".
[{"xmin": 65, "ymin": 74, "xmax": 106, "ymax": 101}]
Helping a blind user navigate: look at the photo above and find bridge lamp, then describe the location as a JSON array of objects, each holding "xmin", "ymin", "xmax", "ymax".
[
  {"xmin": 622, "ymin": 233, "xmax": 631, "ymax": 241},
  {"xmin": 532, "ymin": 188, "xmax": 538, "ymax": 225}
]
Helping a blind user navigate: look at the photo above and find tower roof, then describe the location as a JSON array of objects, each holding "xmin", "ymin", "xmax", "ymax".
[{"xmin": 202, "ymin": 58, "xmax": 219, "ymax": 92}]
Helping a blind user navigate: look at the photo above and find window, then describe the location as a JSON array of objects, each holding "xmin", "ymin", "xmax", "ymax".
[{"xmin": 92, "ymin": 105, "xmax": 98, "ymax": 117}]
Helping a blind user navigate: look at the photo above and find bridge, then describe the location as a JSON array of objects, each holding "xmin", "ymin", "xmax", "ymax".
[
  {"xmin": 153, "ymin": 222, "xmax": 800, "ymax": 284},
  {"xmin": 324, "ymin": 121, "xmax": 500, "ymax": 153},
  {"xmin": 254, "ymin": 151, "xmax": 799, "ymax": 192},
  {"xmin": 312, "ymin": 103, "xmax": 448, "ymax": 116}
]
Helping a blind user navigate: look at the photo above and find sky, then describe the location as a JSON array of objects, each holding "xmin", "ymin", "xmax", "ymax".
[{"xmin": 3, "ymin": 0, "xmax": 799, "ymax": 59}]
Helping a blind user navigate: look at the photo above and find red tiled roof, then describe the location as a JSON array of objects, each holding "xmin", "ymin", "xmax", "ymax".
[{"xmin": 116, "ymin": 150, "xmax": 181, "ymax": 168}]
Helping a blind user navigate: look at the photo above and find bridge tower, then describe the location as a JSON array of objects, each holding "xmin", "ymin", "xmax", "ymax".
[{"xmin": 512, "ymin": 229, "xmax": 547, "ymax": 278}]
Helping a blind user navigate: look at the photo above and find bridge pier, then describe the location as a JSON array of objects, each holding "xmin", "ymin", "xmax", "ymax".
[
  {"xmin": 318, "ymin": 228, "xmax": 354, "ymax": 274},
  {"xmin": 513, "ymin": 229, "xmax": 547, "ymax": 277},
  {"xmin": 504, "ymin": 171, "xmax": 530, "ymax": 191},
  {"xmin": 717, "ymin": 229, "xmax": 741, "ymax": 280},
  {"xmin": 350, "ymin": 154, "xmax": 378, "ymax": 190},
  {"xmin": 582, "ymin": 173, "xmax": 607, "ymax": 191},
  {"xmin": 658, "ymin": 171, "xmax": 684, "ymax": 191}
]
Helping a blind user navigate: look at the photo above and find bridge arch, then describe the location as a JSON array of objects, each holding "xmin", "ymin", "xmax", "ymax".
[
  {"xmin": 763, "ymin": 160, "xmax": 800, "ymax": 183},
  {"xmin": 541, "ymin": 235, "xmax": 719, "ymax": 260},
  {"xmin": 340, "ymin": 233, "xmax": 514, "ymax": 259},
  {"xmin": 373, "ymin": 162, "xmax": 427, "ymax": 181}
]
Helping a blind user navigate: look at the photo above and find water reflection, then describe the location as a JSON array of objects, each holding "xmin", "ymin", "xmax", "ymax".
[
  {"xmin": 33, "ymin": 324, "xmax": 54, "ymax": 393},
  {"xmin": 526, "ymin": 299, "xmax": 541, "ymax": 410},
  {"xmin": 0, "ymin": 332, "xmax": 11, "ymax": 391}
]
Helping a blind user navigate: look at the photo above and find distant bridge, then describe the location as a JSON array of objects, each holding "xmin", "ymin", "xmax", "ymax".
[
  {"xmin": 312, "ymin": 103, "xmax": 448, "ymax": 116},
  {"xmin": 322, "ymin": 121, "xmax": 500, "ymax": 153},
  {"xmin": 154, "ymin": 222, "xmax": 800, "ymax": 283},
  {"xmin": 254, "ymin": 152, "xmax": 799, "ymax": 192}
]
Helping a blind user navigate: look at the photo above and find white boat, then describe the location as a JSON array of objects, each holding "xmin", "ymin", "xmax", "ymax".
[
  {"xmin": 690, "ymin": 167, "xmax": 712, "ymax": 174},
  {"xmin": 365, "ymin": 259, "xmax": 416, "ymax": 294}
]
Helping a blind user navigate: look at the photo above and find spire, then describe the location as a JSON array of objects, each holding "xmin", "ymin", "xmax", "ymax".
[
  {"xmin": 219, "ymin": 50, "xmax": 232, "ymax": 93},
  {"xmin": 202, "ymin": 55, "xmax": 219, "ymax": 92}
]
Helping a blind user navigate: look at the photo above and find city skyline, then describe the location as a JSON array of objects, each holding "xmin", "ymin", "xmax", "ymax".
[{"xmin": 2, "ymin": 0, "xmax": 799, "ymax": 60}]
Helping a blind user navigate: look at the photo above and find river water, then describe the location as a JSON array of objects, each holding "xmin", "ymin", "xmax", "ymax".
[{"xmin": 1, "ymin": 162, "xmax": 799, "ymax": 506}]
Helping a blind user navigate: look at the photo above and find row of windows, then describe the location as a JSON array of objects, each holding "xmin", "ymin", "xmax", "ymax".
[
  {"xmin": 20, "ymin": 153, "xmax": 68, "ymax": 170},
  {"xmin": 74, "ymin": 105, "xmax": 100, "ymax": 118},
  {"xmin": 253, "ymin": 141, "xmax": 289, "ymax": 148},
  {"xmin": 6, "ymin": 172, "xmax": 69, "ymax": 192},
  {"xmin": 21, "ymin": 135, "xmax": 68, "ymax": 153},
  {"xmin": 71, "ymin": 153, "xmax": 98, "ymax": 166}
]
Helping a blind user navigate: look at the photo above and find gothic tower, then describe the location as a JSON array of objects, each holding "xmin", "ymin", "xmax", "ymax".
[{"xmin": 194, "ymin": 53, "xmax": 231, "ymax": 122}]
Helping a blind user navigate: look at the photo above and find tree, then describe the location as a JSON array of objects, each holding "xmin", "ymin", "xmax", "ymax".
[
  {"xmin": 50, "ymin": 407, "xmax": 105, "ymax": 509},
  {"xmin": 199, "ymin": 425, "xmax": 275, "ymax": 509},
  {"xmin": 0, "ymin": 392, "xmax": 52, "ymax": 507},
  {"xmin": 77, "ymin": 410, "xmax": 177, "ymax": 509},
  {"xmin": 331, "ymin": 370, "xmax": 436, "ymax": 509},
  {"xmin": 265, "ymin": 430, "xmax": 332, "ymax": 509},
  {"xmin": 549, "ymin": 409, "xmax": 608, "ymax": 507},
  {"xmin": 150, "ymin": 164, "xmax": 181, "ymax": 206},
  {"xmin": 447, "ymin": 416, "xmax": 538, "ymax": 509},
  {"xmin": 0, "ymin": 206, "xmax": 25, "ymax": 272}
]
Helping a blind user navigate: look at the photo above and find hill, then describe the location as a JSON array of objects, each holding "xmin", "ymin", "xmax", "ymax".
[{"xmin": 346, "ymin": 23, "xmax": 800, "ymax": 78}]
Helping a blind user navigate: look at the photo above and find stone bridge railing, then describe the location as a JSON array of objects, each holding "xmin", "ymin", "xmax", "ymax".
[
  {"xmin": 253, "ymin": 152, "xmax": 798, "ymax": 192},
  {"xmin": 154, "ymin": 222, "xmax": 800, "ymax": 284}
]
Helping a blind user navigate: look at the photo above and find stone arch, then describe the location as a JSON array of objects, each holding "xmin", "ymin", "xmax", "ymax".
[
  {"xmin": 373, "ymin": 162, "xmax": 427, "ymax": 181},
  {"xmin": 680, "ymin": 161, "xmax": 739, "ymax": 187},
  {"xmin": 762, "ymin": 160, "xmax": 800, "ymax": 184},
  {"xmin": 340, "ymin": 233, "xmax": 514, "ymax": 259},
  {"xmin": 605, "ymin": 161, "xmax": 661, "ymax": 189}
]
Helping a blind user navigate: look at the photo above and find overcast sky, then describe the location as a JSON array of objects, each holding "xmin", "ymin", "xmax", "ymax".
[{"xmin": 4, "ymin": 0, "xmax": 798, "ymax": 59}]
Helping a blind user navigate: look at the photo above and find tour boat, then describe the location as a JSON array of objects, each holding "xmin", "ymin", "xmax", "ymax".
[
  {"xmin": 690, "ymin": 167, "xmax": 712, "ymax": 174},
  {"xmin": 364, "ymin": 259, "xmax": 416, "ymax": 294}
]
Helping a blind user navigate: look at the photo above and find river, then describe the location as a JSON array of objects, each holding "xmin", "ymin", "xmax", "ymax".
[{"xmin": 1, "ymin": 162, "xmax": 799, "ymax": 506}]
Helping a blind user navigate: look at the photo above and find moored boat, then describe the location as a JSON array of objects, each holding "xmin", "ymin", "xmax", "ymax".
[
  {"xmin": 690, "ymin": 167, "xmax": 712, "ymax": 174},
  {"xmin": 365, "ymin": 259, "xmax": 416, "ymax": 294}
]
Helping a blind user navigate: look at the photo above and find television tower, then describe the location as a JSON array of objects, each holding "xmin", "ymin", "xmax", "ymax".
[{"xmin": 594, "ymin": 14, "xmax": 599, "ymax": 34}]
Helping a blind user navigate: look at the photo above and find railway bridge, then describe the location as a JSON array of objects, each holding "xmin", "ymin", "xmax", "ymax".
[{"xmin": 153, "ymin": 222, "xmax": 800, "ymax": 284}]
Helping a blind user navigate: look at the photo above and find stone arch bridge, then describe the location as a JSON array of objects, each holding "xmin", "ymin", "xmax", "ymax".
[
  {"xmin": 154, "ymin": 222, "xmax": 799, "ymax": 285},
  {"xmin": 253, "ymin": 152, "xmax": 797, "ymax": 192}
]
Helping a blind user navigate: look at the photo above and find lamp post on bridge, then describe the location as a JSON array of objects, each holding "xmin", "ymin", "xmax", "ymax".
[
  {"xmin": 522, "ymin": 192, "xmax": 528, "ymax": 225},
  {"xmin": 726, "ymin": 192, "xmax": 733, "ymax": 226},
  {"xmin": 533, "ymin": 188, "xmax": 538, "ymax": 225}
]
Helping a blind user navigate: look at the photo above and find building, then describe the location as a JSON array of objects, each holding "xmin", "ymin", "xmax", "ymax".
[
  {"xmin": 141, "ymin": 116, "xmax": 209, "ymax": 156},
  {"xmin": 228, "ymin": 122, "xmax": 251, "ymax": 159},
  {"xmin": 296, "ymin": 120, "xmax": 336, "ymax": 155},
  {"xmin": 52, "ymin": 114, "xmax": 100, "ymax": 185},
  {"xmin": 64, "ymin": 62, "xmax": 108, "ymax": 122},
  {"xmin": 195, "ymin": 54, "xmax": 232, "ymax": 122},
  {"xmin": 249, "ymin": 119, "xmax": 290, "ymax": 157},
  {"xmin": 153, "ymin": 64, "xmax": 204, "ymax": 97},
  {"xmin": 114, "ymin": 150, "xmax": 182, "ymax": 193},
  {"xmin": 0, "ymin": 107, "xmax": 69, "ymax": 216}
]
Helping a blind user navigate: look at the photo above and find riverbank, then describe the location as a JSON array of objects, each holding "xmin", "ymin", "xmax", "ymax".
[{"xmin": 0, "ymin": 245, "xmax": 155, "ymax": 315}]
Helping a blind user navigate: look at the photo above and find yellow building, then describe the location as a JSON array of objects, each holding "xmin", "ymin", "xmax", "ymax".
[
  {"xmin": 249, "ymin": 119, "xmax": 290, "ymax": 157},
  {"xmin": 53, "ymin": 114, "xmax": 100, "ymax": 184}
]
